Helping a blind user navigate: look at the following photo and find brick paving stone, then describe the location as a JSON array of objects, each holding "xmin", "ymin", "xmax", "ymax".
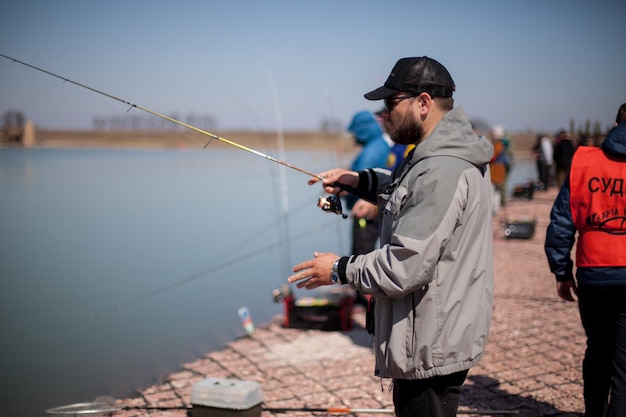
[
  {"xmin": 206, "ymin": 349, "xmax": 244, "ymax": 362},
  {"xmin": 183, "ymin": 359, "xmax": 228, "ymax": 377},
  {"xmin": 296, "ymin": 391, "xmax": 338, "ymax": 407},
  {"xmin": 142, "ymin": 388, "xmax": 179, "ymax": 404},
  {"xmin": 164, "ymin": 371, "xmax": 195, "ymax": 382}
]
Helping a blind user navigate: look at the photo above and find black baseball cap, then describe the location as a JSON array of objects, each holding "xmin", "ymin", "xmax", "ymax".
[{"xmin": 364, "ymin": 56, "xmax": 455, "ymax": 100}]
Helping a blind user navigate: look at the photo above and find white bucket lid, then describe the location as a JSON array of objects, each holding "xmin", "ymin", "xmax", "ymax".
[{"xmin": 191, "ymin": 377, "xmax": 263, "ymax": 410}]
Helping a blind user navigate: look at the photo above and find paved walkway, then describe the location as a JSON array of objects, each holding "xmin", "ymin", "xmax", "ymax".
[{"xmin": 112, "ymin": 187, "xmax": 586, "ymax": 417}]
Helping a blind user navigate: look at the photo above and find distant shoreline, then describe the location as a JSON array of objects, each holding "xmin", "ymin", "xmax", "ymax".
[
  {"xmin": 33, "ymin": 129, "xmax": 355, "ymax": 151},
  {"xmin": 6, "ymin": 128, "xmax": 536, "ymax": 159}
]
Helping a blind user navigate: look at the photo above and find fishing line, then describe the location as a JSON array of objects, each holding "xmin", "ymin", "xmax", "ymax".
[
  {"xmin": 72, "ymin": 197, "xmax": 340, "ymax": 330},
  {"xmin": 319, "ymin": 95, "xmax": 349, "ymax": 255},
  {"xmin": 262, "ymin": 62, "xmax": 294, "ymax": 283},
  {"xmin": 2, "ymin": 52, "xmax": 368, "ymax": 337},
  {"xmin": 225, "ymin": 89, "xmax": 294, "ymax": 287},
  {"xmin": 0, "ymin": 52, "xmax": 369, "ymax": 201}
]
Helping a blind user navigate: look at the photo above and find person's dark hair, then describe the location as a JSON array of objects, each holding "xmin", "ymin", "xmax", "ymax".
[
  {"xmin": 616, "ymin": 102, "xmax": 626, "ymax": 125},
  {"xmin": 435, "ymin": 96, "xmax": 454, "ymax": 111}
]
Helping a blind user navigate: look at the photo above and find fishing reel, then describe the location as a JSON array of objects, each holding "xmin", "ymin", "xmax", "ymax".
[{"xmin": 317, "ymin": 195, "xmax": 348, "ymax": 218}]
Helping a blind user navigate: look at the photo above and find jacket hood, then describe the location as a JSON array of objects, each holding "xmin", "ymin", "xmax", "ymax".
[
  {"xmin": 601, "ymin": 123, "xmax": 626, "ymax": 158},
  {"xmin": 347, "ymin": 111, "xmax": 383, "ymax": 145},
  {"xmin": 411, "ymin": 107, "xmax": 494, "ymax": 167}
]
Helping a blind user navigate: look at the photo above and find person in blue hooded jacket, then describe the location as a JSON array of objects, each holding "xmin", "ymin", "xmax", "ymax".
[
  {"xmin": 345, "ymin": 110, "xmax": 391, "ymax": 255},
  {"xmin": 545, "ymin": 102, "xmax": 626, "ymax": 417}
]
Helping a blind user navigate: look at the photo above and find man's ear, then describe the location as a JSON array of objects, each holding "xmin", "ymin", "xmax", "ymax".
[{"xmin": 416, "ymin": 92, "xmax": 432, "ymax": 118}]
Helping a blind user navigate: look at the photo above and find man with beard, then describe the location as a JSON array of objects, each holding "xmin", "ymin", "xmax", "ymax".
[{"xmin": 288, "ymin": 56, "xmax": 494, "ymax": 417}]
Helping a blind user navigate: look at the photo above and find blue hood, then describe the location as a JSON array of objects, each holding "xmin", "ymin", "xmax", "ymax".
[
  {"xmin": 347, "ymin": 111, "xmax": 383, "ymax": 145},
  {"xmin": 601, "ymin": 122, "xmax": 626, "ymax": 158}
]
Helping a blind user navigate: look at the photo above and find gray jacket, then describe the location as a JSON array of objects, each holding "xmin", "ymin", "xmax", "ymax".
[{"xmin": 343, "ymin": 107, "xmax": 494, "ymax": 379}]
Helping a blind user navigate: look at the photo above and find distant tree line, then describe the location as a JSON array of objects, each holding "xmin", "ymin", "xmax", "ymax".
[
  {"xmin": 92, "ymin": 113, "xmax": 217, "ymax": 131},
  {"xmin": 0, "ymin": 109, "xmax": 615, "ymax": 138},
  {"xmin": 92, "ymin": 112, "xmax": 344, "ymax": 133},
  {"xmin": 3, "ymin": 109, "xmax": 25, "ymax": 128},
  {"xmin": 569, "ymin": 118, "xmax": 608, "ymax": 138},
  {"xmin": 1, "ymin": 110, "xmax": 36, "ymax": 146},
  {"xmin": 568, "ymin": 117, "xmax": 613, "ymax": 147},
  {"xmin": 320, "ymin": 117, "xmax": 343, "ymax": 134},
  {"xmin": 1, "ymin": 109, "xmax": 26, "ymax": 143}
]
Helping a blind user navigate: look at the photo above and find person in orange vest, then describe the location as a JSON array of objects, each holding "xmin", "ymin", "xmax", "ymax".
[
  {"xmin": 488, "ymin": 125, "xmax": 511, "ymax": 213},
  {"xmin": 544, "ymin": 102, "xmax": 626, "ymax": 417}
]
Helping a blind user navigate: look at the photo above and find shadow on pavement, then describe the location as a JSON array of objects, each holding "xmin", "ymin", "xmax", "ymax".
[
  {"xmin": 462, "ymin": 375, "xmax": 582, "ymax": 417},
  {"xmin": 345, "ymin": 324, "xmax": 583, "ymax": 417}
]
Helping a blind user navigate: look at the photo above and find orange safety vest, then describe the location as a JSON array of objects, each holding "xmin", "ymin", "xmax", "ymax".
[
  {"xmin": 569, "ymin": 146, "xmax": 626, "ymax": 267},
  {"xmin": 489, "ymin": 140, "xmax": 507, "ymax": 186}
]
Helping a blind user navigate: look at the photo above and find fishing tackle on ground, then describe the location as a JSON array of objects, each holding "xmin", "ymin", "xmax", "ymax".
[{"xmin": 0, "ymin": 52, "xmax": 366, "ymax": 216}]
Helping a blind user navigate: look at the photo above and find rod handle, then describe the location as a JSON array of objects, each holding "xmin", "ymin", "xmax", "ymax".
[{"xmin": 330, "ymin": 182, "xmax": 376, "ymax": 204}]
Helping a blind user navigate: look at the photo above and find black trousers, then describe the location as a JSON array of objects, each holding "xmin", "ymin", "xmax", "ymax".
[
  {"xmin": 578, "ymin": 285, "xmax": 626, "ymax": 417},
  {"xmin": 351, "ymin": 217, "xmax": 379, "ymax": 305},
  {"xmin": 393, "ymin": 370, "xmax": 468, "ymax": 417},
  {"xmin": 351, "ymin": 217, "xmax": 379, "ymax": 255}
]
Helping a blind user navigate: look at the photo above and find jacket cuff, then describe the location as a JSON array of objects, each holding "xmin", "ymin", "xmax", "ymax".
[
  {"xmin": 358, "ymin": 169, "xmax": 378, "ymax": 194},
  {"xmin": 357, "ymin": 169, "xmax": 379, "ymax": 203},
  {"xmin": 338, "ymin": 256, "xmax": 349, "ymax": 285},
  {"xmin": 556, "ymin": 270, "xmax": 574, "ymax": 282},
  {"xmin": 555, "ymin": 276, "xmax": 571, "ymax": 282}
]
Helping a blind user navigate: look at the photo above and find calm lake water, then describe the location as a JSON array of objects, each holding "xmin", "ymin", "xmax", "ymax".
[{"xmin": 0, "ymin": 147, "xmax": 537, "ymax": 417}]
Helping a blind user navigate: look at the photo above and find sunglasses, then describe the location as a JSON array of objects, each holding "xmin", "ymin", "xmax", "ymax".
[{"xmin": 383, "ymin": 94, "xmax": 416, "ymax": 113}]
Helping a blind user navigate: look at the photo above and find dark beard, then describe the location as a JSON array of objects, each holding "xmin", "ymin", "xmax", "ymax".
[{"xmin": 390, "ymin": 113, "xmax": 424, "ymax": 145}]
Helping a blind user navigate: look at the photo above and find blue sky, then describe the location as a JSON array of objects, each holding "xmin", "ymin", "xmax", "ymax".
[{"xmin": 1, "ymin": 0, "xmax": 624, "ymax": 135}]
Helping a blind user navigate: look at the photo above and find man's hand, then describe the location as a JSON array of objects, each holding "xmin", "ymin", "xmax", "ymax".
[
  {"xmin": 308, "ymin": 168, "xmax": 359, "ymax": 196},
  {"xmin": 288, "ymin": 252, "xmax": 339, "ymax": 290},
  {"xmin": 557, "ymin": 280, "xmax": 577, "ymax": 302},
  {"xmin": 351, "ymin": 199, "xmax": 378, "ymax": 220}
]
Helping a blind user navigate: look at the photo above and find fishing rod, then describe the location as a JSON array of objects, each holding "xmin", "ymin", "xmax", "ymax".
[
  {"xmin": 0, "ymin": 53, "xmax": 318, "ymax": 178},
  {"xmin": 0, "ymin": 53, "xmax": 370, "ymax": 210}
]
